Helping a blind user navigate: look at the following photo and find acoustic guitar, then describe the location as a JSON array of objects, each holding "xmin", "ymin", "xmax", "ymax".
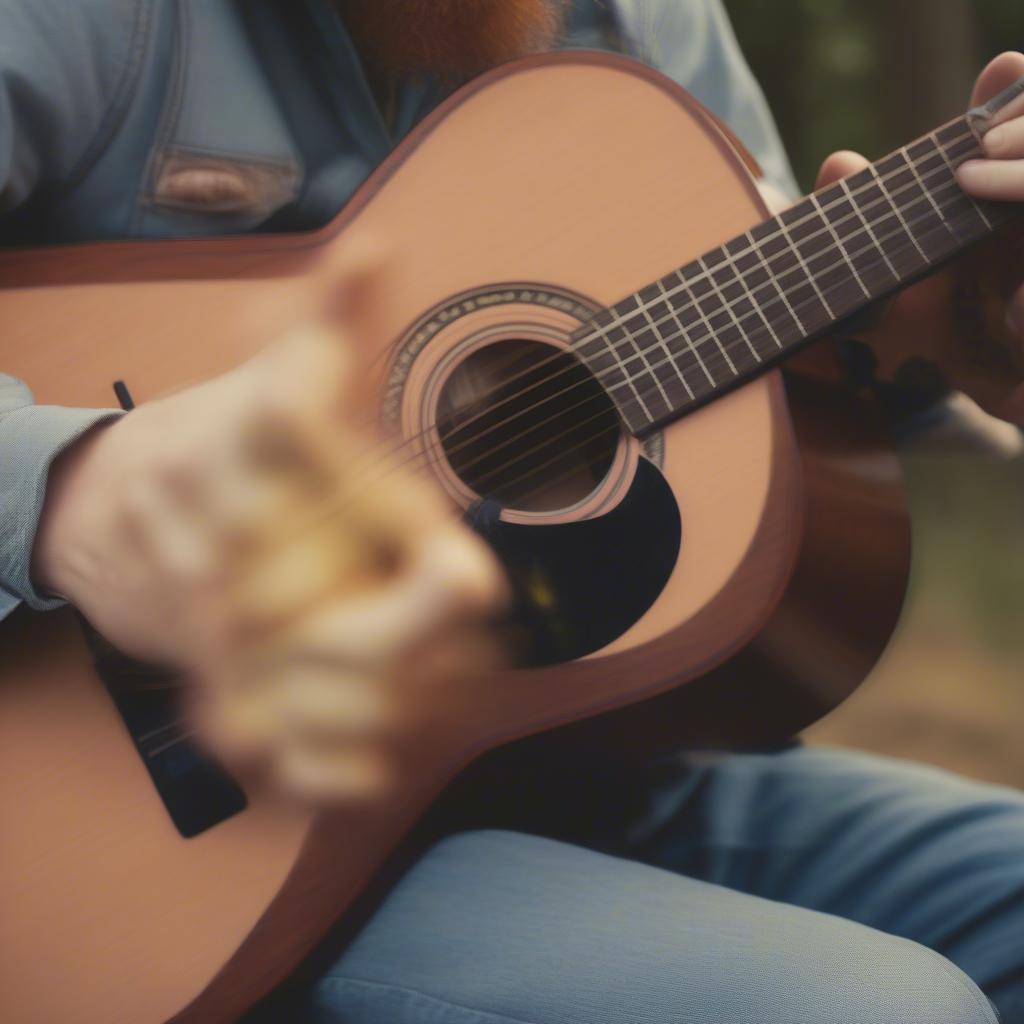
[{"xmin": 2, "ymin": 52, "xmax": 1021, "ymax": 1024}]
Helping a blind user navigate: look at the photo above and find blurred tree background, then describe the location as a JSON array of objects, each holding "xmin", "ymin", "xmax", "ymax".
[
  {"xmin": 726, "ymin": 0, "xmax": 1024, "ymax": 190},
  {"xmin": 724, "ymin": 0, "xmax": 1024, "ymax": 785}
]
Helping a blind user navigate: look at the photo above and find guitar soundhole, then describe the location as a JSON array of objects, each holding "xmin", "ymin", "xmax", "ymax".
[{"xmin": 436, "ymin": 340, "xmax": 621, "ymax": 512}]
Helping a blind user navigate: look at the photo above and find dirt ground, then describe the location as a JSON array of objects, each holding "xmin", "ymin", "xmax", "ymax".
[{"xmin": 805, "ymin": 453, "xmax": 1024, "ymax": 790}]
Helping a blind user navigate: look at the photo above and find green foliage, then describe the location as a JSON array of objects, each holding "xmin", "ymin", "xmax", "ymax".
[
  {"xmin": 725, "ymin": 0, "xmax": 1024, "ymax": 189},
  {"xmin": 725, "ymin": 1, "xmax": 1024, "ymax": 650}
]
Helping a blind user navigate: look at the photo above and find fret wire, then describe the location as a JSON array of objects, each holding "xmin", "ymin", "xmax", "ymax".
[
  {"xmin": 717, "ymin": 243, "xmax": 785, "ymax": 351},
  {"xmin": 809, "ymin": 191, "xmax": 870, "ymax": 299},
  {"xmin": 890, "ymin": 148, "xmax": 969, "ymax": 269},
  {"xmin": 590, "ymin": 169, "xmax": 971, "ymax": 377},
  {"xmin": 581, "ymin": 122, "xmax": 979, "ymax": 360},
  {"xmin": 639, "ymin": 300, "xmax": 697, "ymax": 399},
  {"xmin": 589, "ymin": 325, "xmax": 654, "ymax": 423},
  {"xmin": 869, "ymin": 162, "xmax": 930, "ymax": 264},
  {"xmin": 900, "ymin": 143, "xmax": 956, "ymax": 237},
  {"xmin": 927, "ymin": 128, "xmax": 992, "ymax": 228},
  {"xmin": 745, "ymin": 229, "xmax": 808, "ymax": 334},
  {"xmin": 576, "ymin": 200, "xmax": 974, "ymax": 437},
  {"xmin": 667, "ymin": 178, "xmax": 970, "ymax": 368},
  {"xmin": 575, "ymin": 123, "xmax": 998, "ymax": 421},
  {"xmin": 671, "ymin": 127, "xmax": 974, "ymax": 321},
  {"xmin": 905, "ymin": 139, "xmax": 988, "ymax": 244},
  {"xmin": 657, "ymin": 279, "xmax": 716, "ymax": 386},
  {"xmin": 598, "ymin": 166, "xmax": 913, "ymax": 352},
  {"xmin": 697, "ymin": 255, "xmax": 762, "ymax": 362},
  {"xmin": 486, "ymin": 181, "xmax": 995, "ymax": 461},
  {"xmin": 775, "ymin": 209, "xmax": 838, "ymax": 318},
  {"xmin": 473, "ymin": 164, "xmax": 983, "ymax": 487},
  {"xmin": 671, "ymin": 273, "xmax": 739, "ymax": 375},
  {"xmin": 616, "ymin": 206, "xmax": 970, "ymax": 412},
  {"xmin": 726, "ymin": 241, "xmax": 805, "ymax": 357},
  {"xmin": 608, "ymin": 305, "xmax": 673, "ymax": 411},
  {"xmin": 618, "ymin": 183, "xmax": 982, "ymax": 396},
  {"xmin": 838, "ymin": 176, "xmax": 901, "ymax": 282},
  {"xmin": 379, "ymin": 129, "xmax": 1000, "ymax": 485}
]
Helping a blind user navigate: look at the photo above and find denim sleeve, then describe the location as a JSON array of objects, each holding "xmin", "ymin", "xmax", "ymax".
[
  {"xmin": 0, "ymin": 1, "xmax": 143, "ymax": 617},
  {"xmin": 613, "ymin": 0, "xmax": 799, "ymax": 199},
  {"xmin": 0, "ymin": 375, "xmax": 121, "ymax": 620},
  {"xmin": 0, "ymin": 0, "xmax": 148, "ymax": 214}
]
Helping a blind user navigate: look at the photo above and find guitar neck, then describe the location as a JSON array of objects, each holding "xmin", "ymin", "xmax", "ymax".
[{"xmin": 575, "ymin": 108, "xmax": 1022, "ymax": 436}]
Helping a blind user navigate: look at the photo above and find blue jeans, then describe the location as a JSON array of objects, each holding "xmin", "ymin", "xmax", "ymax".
[{"xmin": 290, "ymin": 747, "xmax": 1023, "ymax": 1023}]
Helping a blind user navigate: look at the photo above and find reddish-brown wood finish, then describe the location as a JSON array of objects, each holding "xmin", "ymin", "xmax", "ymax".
[{"xmin": 0, "ymin": 53, "xmax": 910, "ymax": 1024}]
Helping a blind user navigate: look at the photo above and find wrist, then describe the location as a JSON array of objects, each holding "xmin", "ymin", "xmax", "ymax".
[{"xmin": 31, "ymin": 418, "xmax": 119, "ymax": 601}]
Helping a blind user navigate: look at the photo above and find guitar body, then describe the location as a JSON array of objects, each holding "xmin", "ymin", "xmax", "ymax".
[{"xmin": 0, "ymin": 54, "xmax": 909, "ymax": 1023}]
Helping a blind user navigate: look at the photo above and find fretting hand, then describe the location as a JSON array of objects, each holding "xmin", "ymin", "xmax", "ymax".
[
  {"xmin": 32, "ymin": 242, "xmax": 505, "ymax": 802},
  {"xmin": 812, "ymin": 52, "xmax": 1024, "ymax": 426}
]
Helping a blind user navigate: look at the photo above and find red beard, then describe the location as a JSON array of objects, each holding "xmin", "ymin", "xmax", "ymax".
[{"xmin": 337, "ymin": 0, "xmax": 568, "ymax": 83}]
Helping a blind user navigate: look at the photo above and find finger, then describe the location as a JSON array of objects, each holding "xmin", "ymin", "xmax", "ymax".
[
  {"xmin": 222, "ymin": 525, "xmax": 384, "ymax": 641},
  {"xmin": 337, "ymin": 455, "xmax": 451, "ymax": 562},
  {"xmin": 983, "ymin": 116, "xmax": 1024, "ymax": 160},
  {"xmin": 277, "ymin": 665, "xmax": 395, "ymax": 740},
  {"xmin": 956, "ymin": 159, "xmax": 1024, "ymax": 202},
  {"xmin": 815, "ymin": 151, "xmax": 870, "ymax": 190},
  {"xmin": 276, "ymin": 524, "xmax": 504, "ymax": 666},
  {"xmin": 202, "ymin": 325, "xmax": 366, "ymax": 557},
  {"xmin": 971, "ymin": 52, "xmax": 1024, "ymax": 108},
  {"xmin": 313, "ymin": 230, "xmax": 393, "ymax": 332},
  {"xmin": 393, "ymin": 619, "xmax": 501, "ymax": 691},
  {"xmin": 194, "ymin": 662, "xmax": 396, "ymax": 804},
  {"xmin": 146, "ymin": 323, "xmax": 360, "ymax": 562},
  {"xmin": 195, "ymin": 669, "xmax": 284, "ymax": 763},
  {"xmin": 244, "ymin": 324, "xmax": 357, "ymax": 481},
  {"xmin": 187, "ymin": 455, "xmax": 322, "ymax": 565},
  {"xmin": 274, "ymin": 741, "xmax": 393, "ymax": 804}
]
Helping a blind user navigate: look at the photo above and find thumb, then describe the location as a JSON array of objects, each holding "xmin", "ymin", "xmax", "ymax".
[
  {"xmin": 815, "ymin": 151, "xmax": 871, "ymax": 190},
  {"xmin": 970, "ymin": 51, "xmax": 1024, "ymax": 109},
  {"xmin": 314, "ymin": 230, "xmax": 394, "ymax": 336}
]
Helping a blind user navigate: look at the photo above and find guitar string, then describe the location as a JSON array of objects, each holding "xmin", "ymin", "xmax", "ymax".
[
  {"xmin": 130, "ymin": 129, "xmax": 990, "ymax": 746},
  {"xmin": 467, "ymin": 175, "xmax": 1007, "ymax": 499},
  {"xmin": 301, "ymin": 189, "xmax": 983, "ymax": 610},
  {"xmin": 146, "ymin": 729, "xmax": 199, "ymax": 758},
  {"xmin": 358, "ymin": 131, "xmax": 974, "ymax": 475},
  {"xmin": 352, "ymin": 170, "xmax": 994, "ymax": 497},
  {"xmin": 274, "ymin": 127, "xmax": 997, "ymax": 579},
  {"xmin": 353, "ymin": 154, "xmax": 980, "ymax": 499},
  {"xmin": 142, "ymin": 96, "xmax": 1024, "ymax": 757},
  {"xmin": 353, "ymin": 123, "xmax": 981, "ymax": 473}
]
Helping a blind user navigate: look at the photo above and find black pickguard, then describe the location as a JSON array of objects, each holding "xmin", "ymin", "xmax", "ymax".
[
  {"xmin": 467, "ymin": 457, "xmax": 681, "ymax": 666},
  {"xmin": 80, "ymin": 620, "xmax": 247, "ymax": 839}
]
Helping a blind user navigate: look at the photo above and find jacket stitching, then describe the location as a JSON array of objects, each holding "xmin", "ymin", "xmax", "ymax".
[
  {"xmin": 141, "ymin": 3, "xmax": 305, "ymax": 223},
  {"xmin": 316, "ymin": 977, "xmax": 542, "ymax": 1024},
  {"xmin": 133, "ymin": 0, "xmax": 190, "ymax": 232},
  {"xmin": 151, "ymin": 142, "xmax": 303, "ymax": 172},
  {"xmin": 60, "ymin": 0, "xmax": 154, "ymax": 195}
]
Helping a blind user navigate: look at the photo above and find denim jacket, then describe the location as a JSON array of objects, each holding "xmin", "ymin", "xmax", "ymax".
[{"xmin": 0, "ymin": 0, "xmax": 794, "ymax": 618}]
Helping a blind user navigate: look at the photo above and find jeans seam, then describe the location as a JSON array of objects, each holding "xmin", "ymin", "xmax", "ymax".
[{"xmin": 317, "ymin": 976, "xmax": 542, "ymax": 1024}]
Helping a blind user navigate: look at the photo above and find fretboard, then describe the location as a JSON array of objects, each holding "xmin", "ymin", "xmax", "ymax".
[{"xmin": 573, "ymin": 115, "xmax": 1020, "ymax": 435}]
